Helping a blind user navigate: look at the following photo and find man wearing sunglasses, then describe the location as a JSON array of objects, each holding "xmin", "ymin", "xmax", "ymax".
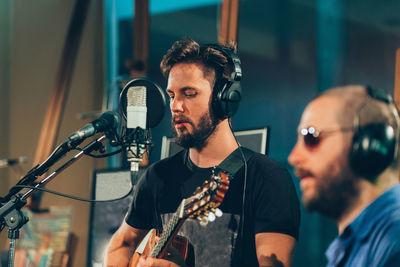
[{"xmin": 288, "ymin": 85, "xmax": 400, "ymax": 266}]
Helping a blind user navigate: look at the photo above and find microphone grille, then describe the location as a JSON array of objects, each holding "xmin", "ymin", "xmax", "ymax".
[{"xmin": 127, "ymin": 86, "xmax": 146, "ymax": 107}]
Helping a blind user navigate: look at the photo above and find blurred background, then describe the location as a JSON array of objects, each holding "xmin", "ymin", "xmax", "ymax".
[{"xmin": 1, "ymin": 0, "xmax": 400, "ymax": 266}]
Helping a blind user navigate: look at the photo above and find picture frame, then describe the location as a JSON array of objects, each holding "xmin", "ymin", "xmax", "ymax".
[{"xmin": 161, "ymin": 127, "xmax": 269, "ymax": 159}]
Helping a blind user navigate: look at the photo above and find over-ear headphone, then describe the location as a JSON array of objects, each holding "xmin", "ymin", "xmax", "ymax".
[
  {"xmin": 207, "ymin": 44, "xmax": 242, "ymax": 119},
  {"xmin": 349, "ymin": 86, "xmax": 400, "ymax": 180}
]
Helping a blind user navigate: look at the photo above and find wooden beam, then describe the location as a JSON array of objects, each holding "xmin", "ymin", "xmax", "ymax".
[
  {"xmin": 219, "ymin": 0, "xmax": 240, "ymax": 45},
  {"xmin": 34, "ymin": 0, "xmax": 90, "ymax": 166},
  {"xmin": 129, "ymin": 0, "xmax": 150, "ymax": 166},
  {"xmin": 29, "ymin": 0, "xmax": 91, "ymax": 209},
  {"xmin": 394, "ymin": 48, "xmax": 400, "ymax": 110},
  {"xmin": 128, "ymin": 0, "xmax": 149, "ymax": 77}
]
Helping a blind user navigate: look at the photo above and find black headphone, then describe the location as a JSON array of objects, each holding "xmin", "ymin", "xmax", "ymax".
[
  {"xmin": 349, "ymin": 86, "xmax": 399, "ymax": 180},
  {"xmin": 207, "ymin": 44, "xmax": 242, "ymax": 120}
]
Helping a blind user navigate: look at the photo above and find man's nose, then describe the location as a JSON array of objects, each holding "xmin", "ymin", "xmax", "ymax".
[
  {"xmin": 288, "ymin": 141, "xmax": 304, "ymax": 168},
  {"xmin": 170, "ymin": 97, "xmax": 184, "ymax": 113}
]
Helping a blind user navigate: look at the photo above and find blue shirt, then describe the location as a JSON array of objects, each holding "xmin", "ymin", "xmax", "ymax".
[{"xmin": 325, "ymin": 185, "xmax": 400, "ymax": 267}]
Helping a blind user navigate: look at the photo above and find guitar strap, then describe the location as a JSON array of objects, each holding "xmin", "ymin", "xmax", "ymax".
[
  {"xmin": 216, "ymin": 146, "xmax": 255, "ymax": 178},
  {"xmin": 216, "ymin": 146, "xmax": 255, "ymax": 267}
]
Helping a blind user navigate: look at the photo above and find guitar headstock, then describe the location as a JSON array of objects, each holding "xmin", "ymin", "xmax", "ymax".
[{"xmin": 181, "ymin": 170, "xmax": 230, "ymax": 225}]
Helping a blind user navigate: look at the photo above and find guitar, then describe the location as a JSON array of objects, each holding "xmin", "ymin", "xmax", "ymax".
[{"xmin": 129, "ymin": 170, "xmax": 230, "ymax": 266}]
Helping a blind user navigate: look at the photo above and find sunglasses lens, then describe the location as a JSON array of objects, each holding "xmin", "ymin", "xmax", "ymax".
[
  {"xmin": 304, "ymin": 133, "xmax": 319, "ymax": 147},
  {"xmin": 300, "ymin": 127, "xmax": 319, "ymax": 147}
]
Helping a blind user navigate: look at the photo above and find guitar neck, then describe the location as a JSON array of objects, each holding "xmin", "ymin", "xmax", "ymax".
[
  {"xmin": 148, "ymin": 171, "xmax": 229, "ymax": 258},
  {"xmin": 149, "ymin": 201, "xmax": 186, "ymax": 257}
]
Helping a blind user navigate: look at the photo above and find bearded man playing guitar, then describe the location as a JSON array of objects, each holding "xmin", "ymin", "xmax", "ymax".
[{"xmin": 104, "ymin": 37, "xmax": 300, "ymax": 267}]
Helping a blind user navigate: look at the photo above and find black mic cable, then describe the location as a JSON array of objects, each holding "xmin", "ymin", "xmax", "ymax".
[{"xmin": 228, "ymin": 120, "xmax": 248, "ymax": 267}]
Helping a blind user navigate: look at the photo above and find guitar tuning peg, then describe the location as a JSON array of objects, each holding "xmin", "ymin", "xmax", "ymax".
[
  {"xmin": 208, "ymin": 212, "xmax": 216, "ymax": 222},
  {"xmin": 215, "ymin": 208, "xmax": 223, "ymax": 217},
  {"xmin": 199, "ymin": 216, "xmax": 209, "ymax": 227}
]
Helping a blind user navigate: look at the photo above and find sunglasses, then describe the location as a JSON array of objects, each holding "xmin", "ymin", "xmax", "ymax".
[{"xmin": 299, "ymin": 126, "xmax": 353, "ymax": 148}]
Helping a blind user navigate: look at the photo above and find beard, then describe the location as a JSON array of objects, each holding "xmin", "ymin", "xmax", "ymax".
[
  {"xmin": 299, "ymin": 165, "xmax": 360, "ymax": 221},
  {"xmin": 172, "ymin": 108, "xmax": 219, "ymax": 150}
]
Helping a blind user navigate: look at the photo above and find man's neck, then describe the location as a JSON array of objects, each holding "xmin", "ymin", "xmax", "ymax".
[
  {"xmin": 336, "ymin": 179, "xmax": 390, "ymax": 234},
  {"xmin": 189, "ymin": 120, "xmax": 238, "ymax": 168}
]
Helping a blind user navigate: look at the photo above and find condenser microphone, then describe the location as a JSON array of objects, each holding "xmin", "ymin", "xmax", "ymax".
[
  {"xmin": 119, "ymin": 77, "xmax": 167, "ymax": 174},
  {"xmin": 126, "ymin": 86, "xmax": 147, "ymax": 172},
  {"xmin": 0, "ymin": 156, "xmax": 27, "ymax": 168},
  {"xmin": 127, "ymin": 86, "xmax": 147, "ymax": 129},
  {"xmin": 68, "ymin": 111, "xmax": 120, "ymax": 143}
]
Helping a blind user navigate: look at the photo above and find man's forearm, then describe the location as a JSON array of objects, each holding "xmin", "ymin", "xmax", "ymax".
[
  {"xmin": 104, "ymin": 241, "xmax": 134, "ymax": 267},
  {"xmin": 104, "ymin": 223, "xmax": 147, "ymax": 267}
]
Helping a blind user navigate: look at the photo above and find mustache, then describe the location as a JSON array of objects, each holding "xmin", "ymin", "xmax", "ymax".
[
  {"xmin": 294, "ymin": 167, "xmax": 314, "ymax": 179},
  {"xmin": 172, "ymin": 115, "xmax": 193, "ymax": 125}
]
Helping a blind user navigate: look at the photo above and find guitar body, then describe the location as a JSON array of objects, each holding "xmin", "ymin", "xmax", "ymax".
[{"xmin": 129, "ymin": 229, "xmax": 189, "ymax": 267}]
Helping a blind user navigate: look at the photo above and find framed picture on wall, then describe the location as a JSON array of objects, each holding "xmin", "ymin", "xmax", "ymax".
[{"xmin": 160, "ymin": 127, "xmax": 269, "ymax": 159}]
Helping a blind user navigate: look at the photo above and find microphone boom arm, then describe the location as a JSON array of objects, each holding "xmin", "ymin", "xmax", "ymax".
[
  {"xmin": 0, "ymin": 135, "xmax": 108, "ymax": 238},
  {"xmin": 22, "ymin": 135, "xmax": 106, "ymax": 200},
  {"xmin": 3, "ymin": 137, "xmax": 86, "ymax": 202}
]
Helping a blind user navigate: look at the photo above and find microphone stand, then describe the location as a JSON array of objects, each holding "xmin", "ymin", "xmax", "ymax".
[{"xmin": 0, "ymin": 135, "xmax": 107, "ymax": 267}]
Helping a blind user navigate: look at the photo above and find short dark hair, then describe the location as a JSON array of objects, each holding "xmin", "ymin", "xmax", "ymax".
[{"xmin": 160, "ymin": 37, "xmax": 237, "ymax": 85}]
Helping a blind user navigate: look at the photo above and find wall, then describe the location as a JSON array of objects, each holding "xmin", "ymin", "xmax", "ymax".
[
  {"xmin": 1, "ymin": 1, "xmax": 105, "ymax": 266},
  {"xmin": 0, "ymin": 0, "xmax": 12, "ymax": 255},
  {"xmin": 116, "ymin": 1, "xmax": 400, "ymax": 266}
]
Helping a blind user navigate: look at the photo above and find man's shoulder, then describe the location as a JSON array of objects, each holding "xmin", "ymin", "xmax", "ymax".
[
  {"xmin": 366, "ymin": 185, "xmax": 400, "ymax": 229},
  {"xmin": 355, "ymin": 201, "xmax": 400, "ymax": 266},
  {"xmin": 370, "ymin": 225, "xmax": 400, "ymax": 267}
]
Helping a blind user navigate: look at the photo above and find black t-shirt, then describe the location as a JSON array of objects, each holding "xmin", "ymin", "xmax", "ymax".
[{"xmin": 126, "ymin": 149, "xmax": 300, "ymax": 266}]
